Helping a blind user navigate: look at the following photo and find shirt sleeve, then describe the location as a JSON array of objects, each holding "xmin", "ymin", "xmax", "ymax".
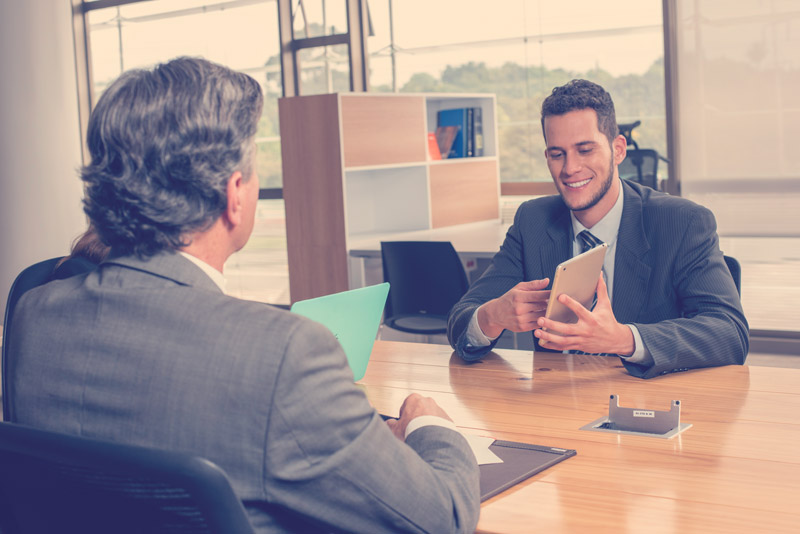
[
  {"xmin": 404, "ymin": 415, "xmax": 459, "ymax": 440},
  {"xmin": 620, "ymin": 324, "xmax": 654, "ymax": 367},
  {"xmin": 464, "ymin": 305, "xmax": 499, "ymax": 348}
]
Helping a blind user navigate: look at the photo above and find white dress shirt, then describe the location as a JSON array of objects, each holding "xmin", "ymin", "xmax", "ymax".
[{"xmin": 178, "ymin": 251, "xmax": 227, "ymax": 293}]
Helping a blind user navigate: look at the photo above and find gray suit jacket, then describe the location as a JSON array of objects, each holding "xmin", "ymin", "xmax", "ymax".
[
  {"xmin": 448, "ymin": 180, "xmax": 749, "ymax": 379},
  {"xmin": 8, "ymin": 251, "xmax": 480, "ymax": 533}
]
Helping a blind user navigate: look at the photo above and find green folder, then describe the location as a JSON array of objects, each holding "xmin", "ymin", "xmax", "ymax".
[{"xmin": 290, "ymin": 283, "xmax": 390, "ymax": 381}]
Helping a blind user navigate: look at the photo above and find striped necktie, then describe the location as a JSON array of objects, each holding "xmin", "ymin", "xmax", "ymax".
[
  {"xmin": 577, "ymin": 230, "xmax": 605, "ymax": 311},
  {"xmin": 578, "ymin": 230, "xmax": 604, "ymax": 253}
]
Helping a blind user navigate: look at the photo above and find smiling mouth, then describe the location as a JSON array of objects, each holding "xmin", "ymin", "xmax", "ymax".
[{"xmin": 564, "ymin": 178, "xmax": 591, "ymax": 189}]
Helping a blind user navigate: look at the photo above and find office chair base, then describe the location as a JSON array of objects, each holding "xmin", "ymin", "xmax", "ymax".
[{"xmin": 384, "ymin": 315, "xmax": 448, "ymax": 335}]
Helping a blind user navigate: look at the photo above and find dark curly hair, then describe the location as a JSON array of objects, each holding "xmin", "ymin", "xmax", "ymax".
[
  {"xmin": 81, "ymin": 57, "xmax": 264, "ymax": 257},
  {"xmin": 540, "ymin": 79, "xmax": 618, "ymax": 145}
]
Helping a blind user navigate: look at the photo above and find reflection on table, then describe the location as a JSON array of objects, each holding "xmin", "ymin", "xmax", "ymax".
[{"xmin": 361, "ymin": 341, "xmax": 800, "ymax": 533}]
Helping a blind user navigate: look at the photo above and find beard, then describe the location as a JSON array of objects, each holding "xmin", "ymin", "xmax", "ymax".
[{"xmin": 562, "ymin": 152, "xmax": 615, "ymax": 213}]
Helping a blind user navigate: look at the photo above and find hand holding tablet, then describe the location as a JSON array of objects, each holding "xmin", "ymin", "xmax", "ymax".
[{"xmin": 539, "ymin": 244, "xmax": 607, "ymax": 344}]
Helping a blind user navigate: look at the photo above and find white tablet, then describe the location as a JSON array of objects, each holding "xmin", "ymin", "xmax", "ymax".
[{"xmin": 541, "ymin": 243, "xmax": 608, "ymax": 339}]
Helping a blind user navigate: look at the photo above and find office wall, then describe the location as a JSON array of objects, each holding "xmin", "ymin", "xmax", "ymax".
[{"xmin": 0, "ymin": 1, "xmax": 86, "ymax": 313}]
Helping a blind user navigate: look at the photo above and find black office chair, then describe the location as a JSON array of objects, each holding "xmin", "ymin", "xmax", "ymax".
[
  {"xmin": 723, "ymin": 255, "xmax": 742, "ymax": 296},
  {"xmin": 2, "ymin": 257, "xmax": 64, "ymax": 422},
  {"xmin": 0, "ymin": 422, "xmax": 255, "ymax": 534},
  {"xmin": 618, "ymin": 148, "xmax": 659, "ymax": 190},
  {"xmin": 380, "ymin": 241, "xmax": 469, "ymax": 335}
]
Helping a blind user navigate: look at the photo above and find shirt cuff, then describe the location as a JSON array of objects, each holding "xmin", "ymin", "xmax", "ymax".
[
  {"xmin": 465, "ymin": 305, "xmax": 499, "ymax": 347},
  {"xmin": 404, "ymin": 415, "xmax": 459, "ymax": 440},
  {"xmin": 620, "ymin": 324, "xmax": 653, "ymax": 366}
]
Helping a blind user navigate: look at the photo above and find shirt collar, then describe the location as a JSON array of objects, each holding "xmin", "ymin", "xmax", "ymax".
[
  {"xmin": 570, "ymin": 179, "xmax": 625, "ymax": 246},
  {"xmin": 178, "ymin": 251, "xmax": 227, "ymax": 293}
]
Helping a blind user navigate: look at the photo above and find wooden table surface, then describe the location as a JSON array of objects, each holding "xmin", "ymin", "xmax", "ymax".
[{"xmin": 359, "ymin": 341, "xmax": 800, "ymax": 534}]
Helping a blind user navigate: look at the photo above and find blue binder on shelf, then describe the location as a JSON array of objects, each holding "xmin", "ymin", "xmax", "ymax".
[
  {"xmin": 437, "ymin": 108, "xmax": 471, "ymax": 158},
  {"xmin": 437, "ymin": 107, "xmax": 483, "ymax": 158},
  {"xmin": 473, "ymin": 106, "xmax": 484, "ymax": 157}
]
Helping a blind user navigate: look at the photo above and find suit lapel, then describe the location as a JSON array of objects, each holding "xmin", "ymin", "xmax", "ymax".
[
  {"xmin": 542, "ymin": 207, "xmax": 572, "ymax": 286},
  {"xmin": 613, "ymin": 182, "xmax": 652, "ymax": 323}
]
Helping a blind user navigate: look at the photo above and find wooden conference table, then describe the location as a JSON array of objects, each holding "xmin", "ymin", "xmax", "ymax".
[{"xmin": 360, "ymin": 341, "xmax": 800, "ymax": 533}]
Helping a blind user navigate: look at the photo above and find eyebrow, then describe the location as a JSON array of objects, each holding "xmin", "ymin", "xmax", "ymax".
[{"xmin": 546, "ymin": 140, "xmax": 598, "ymax": 151}]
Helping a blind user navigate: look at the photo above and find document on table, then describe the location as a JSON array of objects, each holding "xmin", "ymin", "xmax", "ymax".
[
  {"xmin": 462, "ymin": 432, "xmax": 578, "ymax": 501},
  {"xmin": 463, "ymin": 433, "xmax": 503, "ymax": 465}
]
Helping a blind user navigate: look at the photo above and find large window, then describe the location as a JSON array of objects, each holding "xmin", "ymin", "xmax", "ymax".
[
  {"xmin": 669, "ymin": 0, "xmax": 800, "ymax": 335},
  {"xmin": 82, "ymin": 0, "xmax": 289, "ymax": 304},
  {"xmin": 86, "ymin": 0, "xmax": 283, "ymax": 190},
  {"xmin": 75, "ymin": 0, "xmax": 800, "ymax": 337},
  {"xmin": 366, "ymin": 0, "xmax": 667, "ymax": 189}
]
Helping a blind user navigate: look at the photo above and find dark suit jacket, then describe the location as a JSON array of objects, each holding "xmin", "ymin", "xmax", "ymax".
[
  {"xmin": 8, "ymin": 251, "xmax": 480, "ymax": 533},
  {"xmin": 448, "ymin": 180, "xmax": 749, "ymax": 379}
]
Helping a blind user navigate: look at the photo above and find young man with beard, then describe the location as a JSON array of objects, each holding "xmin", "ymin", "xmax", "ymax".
[{"xmin": 448, "ymin": 79, "xmax": 748, "ymax": 379}]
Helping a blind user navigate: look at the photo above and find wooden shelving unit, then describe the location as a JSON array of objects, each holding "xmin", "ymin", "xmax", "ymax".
[{"xmin": 279, "ymin": 92, "xmax": 500, "ymax": 303}]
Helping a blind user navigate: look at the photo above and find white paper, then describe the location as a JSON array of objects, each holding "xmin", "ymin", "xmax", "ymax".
[{"xmin": 462, "ymin": 433, "xmax": 503, "ymax": 465}]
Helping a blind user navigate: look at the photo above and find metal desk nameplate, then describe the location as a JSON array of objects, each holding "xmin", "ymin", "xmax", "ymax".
[{"xmin": 580, "ymin": 394, "xmax": 692, "ymax": 439}]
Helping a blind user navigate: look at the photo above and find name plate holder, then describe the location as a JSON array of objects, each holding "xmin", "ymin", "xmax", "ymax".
[{"xmin": 580, "ymin": 394, "xmax": 691, "ymax": 439}]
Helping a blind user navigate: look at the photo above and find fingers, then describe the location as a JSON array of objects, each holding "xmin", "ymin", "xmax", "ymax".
[
  {"xmin": 505, "ymin": 306, "xmax": 551, "ymax": 332},
  {"xmin": 595, "ymin": 274, "xmax": 610, "ymax": 306},
  {"xmin": 511, "ymin": 288, "xmax": 550, "ymax": 306},
  {"xmin": 517, "ymin": 278, "xmax": 550, "ymax": 292},
  {"xmin": 385, "ymin": 417, "xmax": 404, "ymax": 441},
  {"xmin": 534, "ymin": 327, "xmax": 573, "ymax": 350},
  {"xmin": 557, "ymin": 293, "xmax": 593, "ymax": 322}
]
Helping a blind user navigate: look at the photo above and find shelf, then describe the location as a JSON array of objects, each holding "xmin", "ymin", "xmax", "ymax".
[
  {"xmin": 345, "ymin": 162, "xmax": 428, "ymax": 173},
  {"xmin": 340, "ymin": 95, "xmax": 426, "ymax": 167},
  {"xmin": 345, "ymin": 166, "xmax": 430, "ymax": 235},
  {"xmin": 429, "ymin": 155, "xmax": 497, "ymax": 166},
  {"xmin": 279, "ymin": 91, "xmax": 500, "ymax": 302}
]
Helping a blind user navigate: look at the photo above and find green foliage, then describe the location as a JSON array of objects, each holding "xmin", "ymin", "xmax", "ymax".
[
  {"xmin": 396, "ymin": 59, "xmax": 667, "ymax": 183},
  {"xmin": 257, "ymin": 54, "xmax": 667, "ymax": 187},
  {"xmin": 255, "ymin": 141, "xmax": 282, "ymax": 189}
]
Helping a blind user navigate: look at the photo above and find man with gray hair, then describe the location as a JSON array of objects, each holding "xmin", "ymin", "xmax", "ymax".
[{"xmin": 7, "ymin": 57, "xmax": 479, "ymax": 533}]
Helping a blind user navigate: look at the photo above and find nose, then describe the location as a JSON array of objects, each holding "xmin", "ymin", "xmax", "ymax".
[{"xmin": 562, "ymin": 153, "xmax": 582, "ymax": 177}]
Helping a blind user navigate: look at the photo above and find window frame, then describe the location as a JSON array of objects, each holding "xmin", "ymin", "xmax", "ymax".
[{"xmin": 73, "ymin": 0, "xmax": 371, "ymax": 200}]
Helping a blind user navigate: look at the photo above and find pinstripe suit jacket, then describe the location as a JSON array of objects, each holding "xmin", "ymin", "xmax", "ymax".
[
  {"xmin": 8, "ymin": 251, "xmax": 480, "ymax": 533},
  {"xmin": 448, "ymin": 180, "xmax": 749, "ymax": 379}
]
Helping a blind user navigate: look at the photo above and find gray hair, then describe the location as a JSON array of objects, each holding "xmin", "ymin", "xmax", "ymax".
[{"xmin": 82, "ymin": 56, "xmax": 264, "ymax": 257}]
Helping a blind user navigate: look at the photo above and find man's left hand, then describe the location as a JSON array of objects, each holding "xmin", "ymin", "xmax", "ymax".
[{"xmin": 534, "ymin": 275, "xmax": 634, "ymax": 356}]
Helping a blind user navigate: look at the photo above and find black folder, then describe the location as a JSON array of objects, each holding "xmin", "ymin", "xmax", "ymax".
[{"xmin": 479, "ymin": 440, "xmax": 577, "ymax": 501}]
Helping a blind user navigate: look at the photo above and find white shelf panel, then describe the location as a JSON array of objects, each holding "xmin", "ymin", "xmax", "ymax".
[
  {"xmin": 429, "ymin": 156, "xmax": 497, "ymax": 166},
  {"xmin": 345, "ymin": 166, "xmax": 430, "ymax": 235},
  {"xmin": 345, "ymin": 162, "xmax": 427, "ymax": 172}
]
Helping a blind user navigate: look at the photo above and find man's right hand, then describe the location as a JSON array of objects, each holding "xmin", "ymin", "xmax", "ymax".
[
  {"xmin": 386, "ymin": 393, "xmax": 452, "ymax": 440},
  {"xmin": 476, "ymin": 278, "xmax": 551, "ymax": 338}
]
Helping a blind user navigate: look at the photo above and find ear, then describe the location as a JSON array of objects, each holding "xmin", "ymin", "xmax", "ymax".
[
  {"xmin": 224, "ymin": 171, "xmax": 245, "ymax": 227},
  {"xmin": 612, "ymin": 134, "xmax": 627, "ymax": 166}
]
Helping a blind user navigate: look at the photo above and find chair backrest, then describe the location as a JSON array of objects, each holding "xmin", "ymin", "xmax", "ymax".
[
  {"xmin": 380, "ymin": 241, "xmax": 469, "ymax": 320},
  {"xmin": 723, "ymin": 255, "xmax": 742, "ymax": 296},
  {"xmin": 619, "ymin": 148, "xmax": 659, "ymax": 190},
  {"xmin": 0, "ymin": 422, "xmax": 255, "ymax": 534},
  {"xmin": 2, "ymin": 257, "xmax": 64, "ymax": 421}
]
